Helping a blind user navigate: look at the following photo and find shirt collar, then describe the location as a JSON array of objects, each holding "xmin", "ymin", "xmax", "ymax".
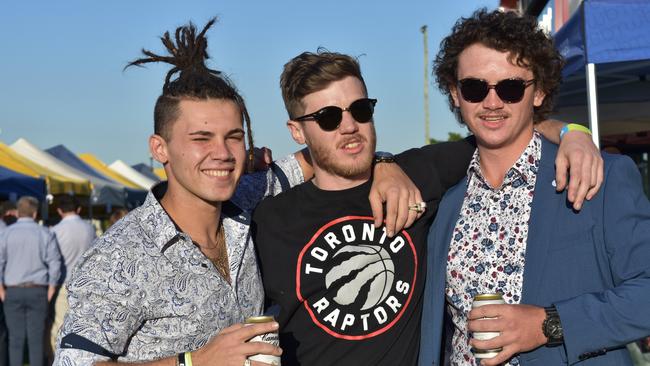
[
  {"xmin": 60, "ymin": 214, "xmax": 81, "ymax": 222},
  {"xmin": 140, "ymin": 181, "xmax": 246, "ymax": 254},
  {"xmin": 467, "ymin": 131, "xmax": 542, "ymax": 190},
  {"xmin": 137, "ymin": 182, "xmax": 185, "ymax": 253}
]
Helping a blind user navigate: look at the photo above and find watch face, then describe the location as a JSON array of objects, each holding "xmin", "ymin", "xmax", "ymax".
[
  {"xmin": 548, "ymin": 319, "xmax": 563, "ymax": 338},
  {"xmin": 375, "ymin": 156, "xmax": 395, "ymax": 163},
  {"xmin": 374, "ymin": 153, "xmax": 395, "ymax": 164},
  {"xmin": 543, "ymin": 315, "xmax": 563, "ymax": 345}
]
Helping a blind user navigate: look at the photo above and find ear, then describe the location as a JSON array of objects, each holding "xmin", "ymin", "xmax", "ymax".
[
  {"xmin": 56, "ymin": 208, "xmax": 63, "ymax": 216},
  {"xmin": 450, "ymin": 84, "xmax": 461, "ymax": 107},
  {"xmin": 149, "ymin": 134, "xmax": 169, "ymax": 165},
  {"xmin": 287, "ymin": 120, "xmax": 306, "ymax": 145},
  {"xmin": 533, "ymin": 88, "xmax": 546, "ymax": 107}
]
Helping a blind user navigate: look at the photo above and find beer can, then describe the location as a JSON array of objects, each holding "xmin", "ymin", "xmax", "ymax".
[
  {"xmin": 471, "ymin": 293, "xmax": 506, "ymax": 359},
  {"xmin": 245, "ymin": 316, "xmax": 281, "ymax": 365}
]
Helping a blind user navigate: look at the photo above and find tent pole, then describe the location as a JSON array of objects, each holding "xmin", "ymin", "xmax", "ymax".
[{"xmin": 586, "ymin": 63, "xmax": 600, "ymax": 148}]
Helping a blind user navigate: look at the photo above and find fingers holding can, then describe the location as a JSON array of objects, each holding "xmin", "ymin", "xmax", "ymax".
[
  {"xmin": 245, "ymin": 316, "xmax": 282, "ymax": 365},
  {"xmin": 471, "ymin": 293, "xmax": 505, "ymax": 359}
]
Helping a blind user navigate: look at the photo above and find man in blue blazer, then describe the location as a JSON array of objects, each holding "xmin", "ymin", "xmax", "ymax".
[{"xmin": 419, "ymin": 9, "xmax": 650, "ymax": 366}]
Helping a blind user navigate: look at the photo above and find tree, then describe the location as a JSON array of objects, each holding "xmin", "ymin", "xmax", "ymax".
[{"xmin": 429, "ymin": 132, "xmax": 465, "ymax": 144}]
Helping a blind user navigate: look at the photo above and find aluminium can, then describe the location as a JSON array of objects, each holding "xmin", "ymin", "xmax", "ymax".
[
  {"xmin": 245, "ymin": 315, "xmax": 281, "ymax": 365},
  {"xmin": 471, "ymin": 293, "xmax": 506, "ymax": 359}
]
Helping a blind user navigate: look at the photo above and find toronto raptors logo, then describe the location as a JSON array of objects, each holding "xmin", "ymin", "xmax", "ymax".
[{"xmin": 296, "ymin": 216, "xmax": 417, "ymax": 340}]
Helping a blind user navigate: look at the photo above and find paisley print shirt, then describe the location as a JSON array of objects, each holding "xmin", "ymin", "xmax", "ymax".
[
  {"xmin": 446, "ymin": 133, "xmax": 541, "ymax": 366},
  {"xmin": 53, "ymin": 155, "xmax": 303, "ymax": 365}
]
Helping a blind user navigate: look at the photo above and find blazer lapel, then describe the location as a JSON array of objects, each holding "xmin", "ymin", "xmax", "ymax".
[{"xmin": 428, "ymin": 177, "xmax": 468, "ymax": 364}]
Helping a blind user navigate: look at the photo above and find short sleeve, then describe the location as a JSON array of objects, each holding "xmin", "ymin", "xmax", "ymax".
[{"xmin": 53, "ymin": 245, "xmax": 146, "ymax": 364}]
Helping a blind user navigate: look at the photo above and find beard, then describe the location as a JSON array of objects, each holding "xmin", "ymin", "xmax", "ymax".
[{"xmin": 307, "ymin": 127, "xmax": 377, "ymax": 179}]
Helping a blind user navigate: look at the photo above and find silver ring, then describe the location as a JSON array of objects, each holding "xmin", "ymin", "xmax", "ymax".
[{"xmin": 244, "ymin": 359, "xmax": 251, "ymax": 366}]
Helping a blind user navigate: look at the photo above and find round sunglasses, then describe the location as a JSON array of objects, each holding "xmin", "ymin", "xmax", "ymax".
[
  {"xmin": 293, "ymin": 98, "xmax": 377, "ymax": 131},
  {"xmin": 458, "ymin": 78, "xmax": 536, "ymax": 103}
]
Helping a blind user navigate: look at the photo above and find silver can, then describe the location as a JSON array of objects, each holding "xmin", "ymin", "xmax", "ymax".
[
  {"xmin": 471, "ymin": 293, "xmax": 506, "ymax": 359},
  {"xmin": 245, "ymin": 316, "xmax": 281, "ymax": 365}
]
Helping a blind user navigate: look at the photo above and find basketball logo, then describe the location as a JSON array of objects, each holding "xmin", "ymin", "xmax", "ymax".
[
  {"xmin": 296, "ymin": 216, "xmax": 417, "ymax": 340},
  {"xmin": 325, "ymin": 245, "xmax": 395, "ymax": 311}
]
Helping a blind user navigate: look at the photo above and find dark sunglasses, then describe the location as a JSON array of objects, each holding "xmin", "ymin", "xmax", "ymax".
[
  {"xmin": 293, "ymin": 98, "xmax": 377, "ymax": 131},
  {"xmin": 458, "ymin": 78, "xmax": 536, "ymax": 103}
]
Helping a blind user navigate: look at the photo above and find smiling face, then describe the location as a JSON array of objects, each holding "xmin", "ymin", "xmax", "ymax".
[
  {"xmin": 451, "ymin": 43, "xmax": 546, "ymax": 157},
  {"xmin": 150, "ymin": 98, "xmax": 246, "ymax": 206},
  {"xmin": 287, "ymin": 76, "xmax": 376, "ymax": 190}
]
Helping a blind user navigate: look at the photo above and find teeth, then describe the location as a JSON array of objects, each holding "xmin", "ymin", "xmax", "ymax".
[
  {"xmin": 344, "ymin": 142, "xmax": 360, "ymax": 149},
  {"xmin": 483, "ymin": 116, "xmax": 506, "ymax": 121},
  {"xmin": 203, "ymin": 170, "xmax": 229, "ymax": 177}
]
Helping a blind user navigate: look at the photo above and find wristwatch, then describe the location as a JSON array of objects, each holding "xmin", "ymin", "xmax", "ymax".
[
  {"xmin": 543, "ymin": 305, "xmax": 564, "ymax": 347},
  {"xmin": 374, "ymin": 151, "xmax": 395, "ymax": 164}
]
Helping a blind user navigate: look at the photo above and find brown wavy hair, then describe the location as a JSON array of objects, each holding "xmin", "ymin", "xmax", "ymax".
[
  {"xmin": 280, "ymin": 49, "xmax": 367, "ymax": 119},
  {"xmin": 434, "ymin": 9, "xmax": 564, "ymax": 124},
  {"xmin": 126, "ymin": 18, "xmax": 255, "ymax": 171}
]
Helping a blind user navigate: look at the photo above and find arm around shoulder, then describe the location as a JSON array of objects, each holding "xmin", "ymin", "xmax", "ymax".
[{"xmin": 396, "ymin": 138, "xmax": 475, "ymax": 193}]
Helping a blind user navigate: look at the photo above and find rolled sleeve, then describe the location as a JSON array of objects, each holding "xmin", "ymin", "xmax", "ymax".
[
  {"xmin": 54, "ymin": 247, "xmax": 145, "ymax": 363},
  {"xmin": 54, "ymin": 347, "xmax": 109, "ymax": 366}
]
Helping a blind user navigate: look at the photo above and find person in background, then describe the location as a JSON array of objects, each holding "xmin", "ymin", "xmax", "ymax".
[
  {"xmin": 0, "ymin": 201, "xmax": 14, "ymax": 366},
  {"xmin": 48, "ymin": 194, "xmax": 96, "ymax": 358},
  {"xmin": 108, "ymin": 208, "xmax": 129, "ymax": 228},
  {"xmin": 0, "ymin": 202, "xmax": 17, "ymax": 229},
  {"xmin": 0, "ymin": 196, "xmax": 61, "ymax": 366}
]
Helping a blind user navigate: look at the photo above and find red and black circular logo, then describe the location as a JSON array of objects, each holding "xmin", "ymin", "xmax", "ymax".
[{"xmin": 296, "ymin": 216, "xmax": 417, "ymax": 340}]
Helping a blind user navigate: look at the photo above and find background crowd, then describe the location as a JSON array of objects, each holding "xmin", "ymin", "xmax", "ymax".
[{"xmin": 0, "ymin": 196, "xmax": 123, "ymax": 366}]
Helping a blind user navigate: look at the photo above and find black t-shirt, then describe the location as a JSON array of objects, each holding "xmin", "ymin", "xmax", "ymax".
[{"xmin": 252, "ymin": 140, "xmax": 474, "ymax": 366}]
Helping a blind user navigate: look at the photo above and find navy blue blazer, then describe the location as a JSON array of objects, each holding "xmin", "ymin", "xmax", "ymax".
[{"xmin": 419, "ymin": 137, "xmax": 650, "ymax": 365}]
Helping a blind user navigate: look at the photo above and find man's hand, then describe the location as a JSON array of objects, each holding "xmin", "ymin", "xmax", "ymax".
[
  {"xmin": 467, "ymin": 304, "xmax": 547, "ymax": 366},
  {"xmin": 555, "ymin": 130, "xmax": 604, "ymax": 210},
  {"xmin": 192, "ymin": 322, "xmax": 282, "ymax": 366},
  {"xmin": 0, "ymin": 286, "xmax": 4, "ymax": 302},
  {"xmin": 369, "ymin": 163, "xmax": 423, "ymax": 237},
  {"xmin": 48, "ymin": 285, "xmax": 56, "ymax": 302}
]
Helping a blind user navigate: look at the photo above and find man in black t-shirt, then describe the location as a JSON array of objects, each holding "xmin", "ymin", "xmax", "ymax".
[{"xmin": 252, "ymin": 50, "xmax": 600, "ymax": 366}]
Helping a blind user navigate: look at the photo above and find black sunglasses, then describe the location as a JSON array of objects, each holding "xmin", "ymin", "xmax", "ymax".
[
  {"xmin": 458, "ymin": 78, "xmax": 535, "ymax": 103},
  {"xmin": 293, "ymin": 98, "xmax": 377, "ymax": 131}
]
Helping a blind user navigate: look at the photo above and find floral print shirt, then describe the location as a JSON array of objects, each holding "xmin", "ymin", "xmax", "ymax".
[
  {"xmin": 53, "ymin": 155, "xmax": 303, "ymax": 365},
  {"xmin": 446, "ymin": 132, "xmax": 541, "ymax": 366}
]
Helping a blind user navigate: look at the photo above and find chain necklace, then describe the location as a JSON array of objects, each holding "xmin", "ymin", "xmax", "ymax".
[{"xmin": 199, "ymin": 221, "xmax": 231, "ymax": 283}]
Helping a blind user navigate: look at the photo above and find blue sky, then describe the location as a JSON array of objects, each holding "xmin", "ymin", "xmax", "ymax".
[{"xmin": 0, "ymin": 0, "xmax": 496, "ymax": 166}]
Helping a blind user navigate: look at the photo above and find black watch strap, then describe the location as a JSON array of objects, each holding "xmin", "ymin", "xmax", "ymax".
[{"xmin": 543, "ymin": 305, "xmax": 564, "ymax": 347}]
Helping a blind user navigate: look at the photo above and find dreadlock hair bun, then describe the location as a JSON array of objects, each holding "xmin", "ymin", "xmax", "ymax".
[{"xmin": 126, "ymin": 17, "xmax": 255, "ymax": 172}]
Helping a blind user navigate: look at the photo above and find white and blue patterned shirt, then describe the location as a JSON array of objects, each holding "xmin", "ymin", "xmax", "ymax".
[
  {"xmin": 446, "ymin": 132, "xmax": 541, "ymax": 366},
  {"xmin": 53, "ymin": 155, "xmax": 303, "ymax": 365}
]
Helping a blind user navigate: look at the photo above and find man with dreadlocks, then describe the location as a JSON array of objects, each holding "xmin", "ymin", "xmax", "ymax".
[
  {"xmin": 52, "ymin": 17, "xmax": 291, "ymax": 366},
  {"xmin": 53, "ymin": 18, "xmax": 420, "ymax": 366}
]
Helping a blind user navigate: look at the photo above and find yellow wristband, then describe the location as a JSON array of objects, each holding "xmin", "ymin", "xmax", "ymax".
[
  {"xmin": 560, "ymin": 123, "xmax": 592, "ymax": 140},
  {"xmin": 184, "ymin": 352, "xmax": 193, "ymax": 366}
]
